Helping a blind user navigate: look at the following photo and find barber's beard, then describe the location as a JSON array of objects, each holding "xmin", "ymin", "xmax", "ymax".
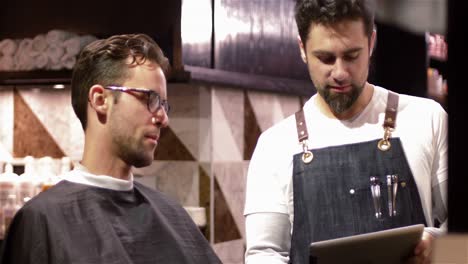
[{"xmin": 318, "ymin": 82, "xmax": 365, "ymax": 114}]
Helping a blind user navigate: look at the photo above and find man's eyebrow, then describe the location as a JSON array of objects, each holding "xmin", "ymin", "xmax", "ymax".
[
  {"xmin": 343, "ymin": 47, "xmax": 363, "ymax": 53},
  {"xmin": 312, "ymin": 47, "xmax": 363, "ymax": 56}
]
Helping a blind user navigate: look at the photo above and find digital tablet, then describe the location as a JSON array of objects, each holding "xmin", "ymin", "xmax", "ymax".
[{"xmin": 309, "ymin": 224, "xmax": 424, "ymax": 264}]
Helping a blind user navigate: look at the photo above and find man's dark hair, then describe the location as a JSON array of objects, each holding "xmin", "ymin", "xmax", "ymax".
[
  {"xmin": 71, "ymin": 33, "xmax": 170, "ymax": 130},
  {"xmin": 294, "ymin": 0, "xmax": 375, "ymax": 44}
]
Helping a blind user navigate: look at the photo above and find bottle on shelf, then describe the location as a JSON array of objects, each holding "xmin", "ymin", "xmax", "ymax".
[
  {"xmin": 0, "ymin": 163, "xmax": 18, "ymax": 239},
  {"xmin": 2, "ymin": 193, "xmax": 20, "ymax": 236},
  {"xmin": 18, "ymin": 156, "xmax": 38, "ymax": 206},
  {"xmin": 37, "ymin": 156, "xmax": 59, "ymax": 192}
]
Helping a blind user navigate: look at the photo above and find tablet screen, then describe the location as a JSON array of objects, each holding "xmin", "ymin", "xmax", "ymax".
[{"xmin": 309, "ymin": 224, "xmax": 424, "ymax": 264}]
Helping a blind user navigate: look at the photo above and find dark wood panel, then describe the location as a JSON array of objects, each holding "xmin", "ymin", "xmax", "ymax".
[
  {"xmin": 0, "ymin": 0, "xmax": 180, "ymax": 39},
  {"xmin": 0, "ymin": 0, "xmax": 181, "ymax": 67},
  {"xmin": 0, "ymin": 70, "xmax": 71, "ymax": 85}
]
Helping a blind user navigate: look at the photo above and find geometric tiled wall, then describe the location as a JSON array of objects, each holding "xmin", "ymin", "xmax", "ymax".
[
  {"xmin": 14, "ymin": 88, "xmax": 66, "ymax": 158},
  {"xmin": 209, "ymin": 85, "xmax": 304, "ymax": 263},
  {"xmin": 0, "ymin": 86, "xmax": 14, "ymax": 162},
  {"xmin": 0, "ymin": 82, "xmax": 307, "ymax": 263},
  {"xmin": 14, "ymin": 85, "xmax": 84, "ymax": 159}
]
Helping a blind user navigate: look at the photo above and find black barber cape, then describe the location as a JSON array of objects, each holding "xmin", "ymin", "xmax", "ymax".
[{"xmin": 0, "ymin": 180, "xmax": 221, "ymax": 264}]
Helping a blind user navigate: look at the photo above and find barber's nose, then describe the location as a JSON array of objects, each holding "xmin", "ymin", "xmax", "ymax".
[{"xmin": 331, "ymin": 60, "xmax": 349, "ymax": 81}]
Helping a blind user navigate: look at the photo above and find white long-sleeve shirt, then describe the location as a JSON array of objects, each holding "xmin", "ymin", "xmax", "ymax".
[{"xmin": 244, "ymin": 86, "xmax": 448, "ymax": 263}]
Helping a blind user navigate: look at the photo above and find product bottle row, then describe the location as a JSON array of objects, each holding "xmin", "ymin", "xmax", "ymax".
[{"xmin": 0, "ymin": 156, "xmax": 72, "ymax": 239}]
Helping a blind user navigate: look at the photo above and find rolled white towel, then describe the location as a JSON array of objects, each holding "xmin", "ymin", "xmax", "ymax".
[
  {"xmin": 17, "ymin": 38, "xmax": 33, "ymax": 54},
  {"xmin": 63, "ymin": 36, "xmax": 81, "ymax": 56},
  {"xmin": 46, "ymin": 29, "xmax": 76, "ymax": 45},
  {"xmin": 0, "ymin": 55, "xmax": 15, "ymax": 71},
  {"xmin": 63, "ymin": 35, "xmax": 98, "ymax": 56},
  {"xmin": 33, "ymin": 53, "xmax": 49, "ymax": 70},
  {"xmin": 30, "ymin": 34, "xmax": 48, "ymax": 57},
  {"xmin": 14, "ymin": 52, "xmax": 35, "ymax": 71},
  {"xmin": 46, "ymin": 43, "xmax": 65, "ymax": 65},
  {"xmin": 0, "ymin": 39, "xmax": 18, "ymax": 56},
  {"xmin": 60, "ymin": 53, "xmax": 76, "ymax": 70},
  {"xmin": 15, "ymin": 38, "xmax": 34, "ymax": 71},
  {"xmin": 48, "ymin": 60, "xmax": 63, "ymax": 70}
]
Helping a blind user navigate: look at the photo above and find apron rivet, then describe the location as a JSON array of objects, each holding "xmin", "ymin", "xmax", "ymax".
[
  {"xmin": 349, "ymin": 189, "xmax": 355, "ymax": 195},
  {"xmin": 377, "ymin": 139, "xmax": 391, "ymax": 151},
  {"xmin": 302, "ymin": 151, "xmax": 313, "ymax": 163}
]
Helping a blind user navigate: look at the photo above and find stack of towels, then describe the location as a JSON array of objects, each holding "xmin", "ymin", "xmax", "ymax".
[{"xmin": 0, "ymin": 29, "xmax": 97, "ymax": 71}]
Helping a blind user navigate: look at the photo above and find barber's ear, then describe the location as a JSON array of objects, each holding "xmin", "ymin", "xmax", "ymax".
[
  {"xmin": 370, "ymin": 29, "xmax": 377, "ymax": 57},
  {"xmin": 88, "ymin": 85, "xmax": 109, "ymax": 114},
  {"xmin": 297, "ymin": 35, "xmax": 307, "ymax": 63}
]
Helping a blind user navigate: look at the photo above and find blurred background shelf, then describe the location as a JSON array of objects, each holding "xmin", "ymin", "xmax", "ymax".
[{"xmin": 0, "ymin": 70, "xmax": 71, "ymax": 85}]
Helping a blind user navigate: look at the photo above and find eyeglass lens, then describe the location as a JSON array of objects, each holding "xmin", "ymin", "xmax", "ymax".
[{"xmin": 148, "ymin": 92, "xmax": 169, "ymax": 114}]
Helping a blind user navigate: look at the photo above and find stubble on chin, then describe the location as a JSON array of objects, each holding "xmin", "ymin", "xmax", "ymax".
[
  {"xmin": 112, "ymin": 134, "xmax": 154, "ymax": 168},
  {"xmin": 132, "ymin": 157, "xmax": 153, "ymax": 168},
  {"xmin": 127, "ymin": 142, "xmax": 155, "ymax": 168}
]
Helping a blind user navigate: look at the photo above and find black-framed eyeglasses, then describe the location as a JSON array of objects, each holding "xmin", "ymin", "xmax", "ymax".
[{"xmin": 105, "ymin": 85, "xmax": 170, "ymax": 114}]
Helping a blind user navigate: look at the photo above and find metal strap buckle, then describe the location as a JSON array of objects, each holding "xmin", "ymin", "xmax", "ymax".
[
  {"xmin": 301, "ymin": 140, "xmax": 313, "ymax": 164},
  {"xmin": 377, "ymin": 127, "xmax": 393, "ymax": 151}
]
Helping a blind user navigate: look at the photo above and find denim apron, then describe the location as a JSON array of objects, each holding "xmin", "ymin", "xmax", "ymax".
[{"xmin": 289, "ymin": 92, "xmax": 426, "ymax": 264}]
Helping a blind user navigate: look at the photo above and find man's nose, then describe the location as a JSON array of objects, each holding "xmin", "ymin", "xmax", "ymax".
[
  {"xmin": 331, "ymin": 59, "xmax": 349, "ymax": 81},
  {"xmin": 152, "ymin": 107, "xmax": 169, "ymax": 127}
]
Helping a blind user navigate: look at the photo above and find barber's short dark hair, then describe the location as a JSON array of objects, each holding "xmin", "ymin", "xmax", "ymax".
[
  {"xmin": 295, "ymin": 0, "xmax": 375, "ymax": 44},
  {"xmin": 71, "ymin": 33, "xmax": 170, "ymax": 130}
]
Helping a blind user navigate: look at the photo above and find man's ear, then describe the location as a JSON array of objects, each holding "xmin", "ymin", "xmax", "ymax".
[
  {"xmin": 370, "ymin": 29, "xmax": 377, "ymax": 57},
  {"xmin": 88, "ymin": 85, "xmax": 109, "ymax": 114},
  {"xmin": 298, "ymin": 35, "xmax": 307, "ymax": 63}
]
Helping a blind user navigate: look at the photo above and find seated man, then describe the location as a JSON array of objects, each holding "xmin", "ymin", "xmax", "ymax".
[{"xmin": 0, "ymin": 34, "xmax": 221, "ymax": 264}]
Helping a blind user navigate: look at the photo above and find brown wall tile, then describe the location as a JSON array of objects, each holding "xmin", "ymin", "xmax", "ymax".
[{"xmin": 13, "ymin": 89, "xmax": 65, "ymax": 158}]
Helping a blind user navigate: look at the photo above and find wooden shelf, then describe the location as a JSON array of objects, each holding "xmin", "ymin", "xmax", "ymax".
[
  {"xmin": 0, "ymin": 68, "xmax": 191, "ymax": 87},
  {"xmin": 0, "ymin": 70, "xmax": 71, "ymax": 85}
]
